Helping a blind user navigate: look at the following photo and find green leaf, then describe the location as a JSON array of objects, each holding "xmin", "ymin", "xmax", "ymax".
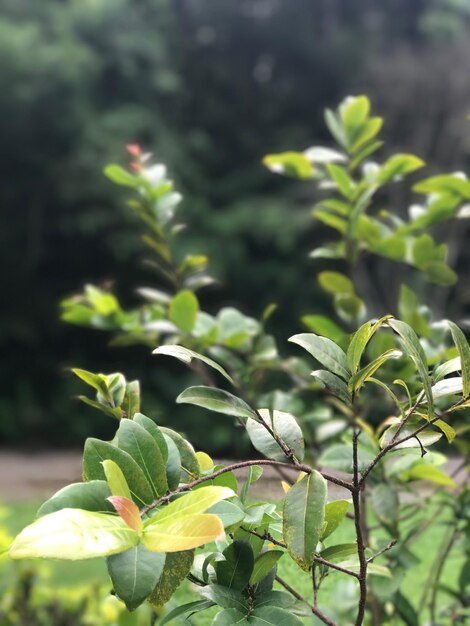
[
  {"xmin": 253, "ymin": 591, "xmax": 295, "ymax": 608},
  {"xmin": 83, "ymin": 438, "xmax": 154, "ymax": 507},
  {"xmin": 72, "ymin": 368, "xmax": 109, "ymax": 396},
  {"xmin": 387, "ymin": 319, "xmax": 433, "ymax": 414},
  {"xmin": 162, "ymin": 434, "xmax": 182, "ymax": 490},
  {"xmin": 311, "ymin": 370, "xmax": 351, "ymax": 406},
  {"xmin": 107, "ymin": 545, "xmax": 166, "ymax": 611},
  {"xmin": 348, "ymin": 349, "xmax": 402, "ymax": 393},
  {"xmin": 289, "ymin": 333, "xmax": 350, "ymax": 380},
  {"xmin": 319, "ymin": 443, "xmax": 375, "ymax": 473},
  {"xmin": 434, "ymin": 356, "xmax": 461, "ymax": 382},
  {"xmin": 149, "ymin": 550, "xmax": 194, "ymax": 607},
  {"xmin": 124, "ymin": 380, "xmax": 140, "ymax": 418},
  {"xmin": 250, "ymin": 550, "xmax": 284, "ymax": 584},
  {"xmin": 263, "ymin": 152, "xmax": 314, "ymax": 179},
  {"xmin": 377, "ymin": 154, "xmax": 424, "ymax": 183},
  {"xmin": 447, "ymin": 321, "xmax": 470, "ymax": 398},
  {"xmin": 431, "ymin": 377, "xmax": 462, "ymax": 398},
  {"xmin": 9, "ymin": 509, "xmax": 138, "ymax": 560},
  {"xmin": 169, "ymin": 290, "xmax": 199, "ymax": 333},
  {"xmin": 160, "ymin": 600, "xmax": 215, "ymax": 626},
  {"xmin": 36, "ymin": 481, "xmax": 113, "ymax": 517},
  {"xmin": 340, "ymin": 95, "xmax": 370, "ymax": 133},
  {"xmin": 324, "ymin": 108, "xmax": 348, "ymax": 148},
  {"xmin": 248, "ymin": 606, "xmax": 304, "ymax": 626},
  {"xmin": 347, "ymin": 322, "xmax": 373, "ymax": 374},
  {"xmin": 208, "ymin": 500, "xmax": 245, "ymax": 530},
  {"xmin": 240, "ymin": 465, "xmax": 263, "ymax": 503},
  {"xmin": 116, "ymin": 419, "xmax": 168, "ymax": 497},
  {"xmin": 104, "ymin": 164, "xmax": 139, "ymax": 188},
  {"xmin": 380, "ymin": 423, "xmax": 442, "ymax": 450},
  {"xmin": 423, "ymin": 262, "xmax": 457, "ymax": 286},
  {"xmin": 246, "ymin": 409, "xmax": 304, "ymax": 462},
  {"xmin": 177, "ymin": 386, "xmax": 258, "ymax": 421},
  {"xmin": 133, "ymin": 413, "xmax": 168, "ymax": 464},
  {"xmin": 326, "ymin": 164, "xmax": 355, "ymax": 198},
  {"xmin": 373, "ymin": 235, "xmax": 406, "ymax": 261},
  {"xmin": 200, "ymin": 584, "xmax": 249, "ymax": 611},
  {"xmin": 215, "ymin": 540, "xmax": 254, "ymax": 590},
  {"xmin": 370, "ymin": 484, "xmax": 399, "ymax": 532},
  {"xmin": 301, "ymin": 315, "xmax": 346, "ymax": 343},
  {"xmin": 102, "ymin": 460, "xmax": 132, "ymax": 500},
  {"xmin": 404, "ymin": 463, "xmax": 457, "ymax": 488},
  {"xmin": 160, "ymin": 427, "xmax": 200, "ymax": 482},
  {"xmin": 433, "ymin": 419, "xmax": 457, "ymax": 443},
  {"xmin": 283, "ymin": 471, "xmax": 327, "ymax": 570},
  {"xmin": 153, "ymin": 345, "xmax": 234, "ymax": 384},
  {"xmin": 321, "ymin": 500, "xmax": 350, "ymax": 540},
  {"xmin": 318, "ymin": 271, "xmax": 354, "ymax": 296},
  {"xmin": 350, "ymin": 117, "xmax": 383, "ymax": 153},
  {"xmin": 320, "ymin": 543, "xmax": 357, "ymax": 561},
  {"xmin": 213, "ymin": 609, "xmax": 247, "ymax": 625}
]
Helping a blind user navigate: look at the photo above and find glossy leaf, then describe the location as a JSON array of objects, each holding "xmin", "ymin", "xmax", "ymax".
[
  {"xmin": 289, "ymin": 333, "xmax": 350, "ymax": 380},
  {"xmin": 83, "ymin": 438, "xmax": 154, "ymax": 506},
  {"xmin": 321, "ymin": 500, "xmax": 350, "ymax": 540},
  {"xmin": 102, "ymin": 459, "xmax": 132, "ymax": 500},
  {"xmin": 116, "ymin": 419, "xmax": 168, "ymax": 497},
  {"xmin": 149, "ymin": 550, "xmax": 194, "ymax": 607},
  {"xmin": 36, "ymin": 481, "xmax": 113, "ymax": 517},
  {"xmin": 153, "ymin": 344, "xmax": 234, "ymax": 384},
  {"xmin": 448, "ymin": 321, "xmax": 470, "ymax": 398},
  {"xmin": 431, "ymin": 377, "xmax": 463, "ymax": 398},
  {"xmin": 250, "ymin": 550, "xmax": 284, "ymax": 584},
  {"xmin": 169, "ymin": 290, "xmax": 199, "ymax": 333},
  {"xmin": 163, "ymin": 434, "xmax": 182, "ymax": 490},
  {"xmin": 145, "ymin": 486, "xmax": 234, "ymax": 526},
  {"xmin": 10, "ymin": 509, "xmax": 139, "ymax": 560},
  {"xmin": 387, "ymin": 319, "xmax": 433, "ymax": 413},
  {"xmin": 283, "ymin": 471, "xmax": 327, "ymax": 570},
  {"xmin": 142, "ymin": 513, "xmax": 225, "ymax": 552},
  {"xmin": 177, "ymin": 386, "xmax": 258, "ymax": 421},
  {"xmin": 246, "ymin": 409, "xmax": 304, "ymax": 462},
  {"xmin": 347, "ymin": 322, "xmax": 373, "ymax": 374},
  {"xmin": 107, "ymin": 545, "xmax": 166, "ymax": 611},
  {"xmin": 215, "ymin": 540, "xmax": 254, "ymax": 590}
]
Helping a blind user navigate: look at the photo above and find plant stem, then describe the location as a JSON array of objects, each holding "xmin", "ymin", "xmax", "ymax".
[
  {"xmin": 275, "ymin": 576, "xmax": 337, "ymax": 626},
  {"xmin": 352, "ymin": 429, "xmax": 368, "ymax": 626},
  {"xmin": 140, "ymin": 458, "xmax": 352, "ymax": 516}
]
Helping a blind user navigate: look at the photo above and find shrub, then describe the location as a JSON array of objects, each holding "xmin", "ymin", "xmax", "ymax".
[{"xmin": 7, "ymin": 96, "xmax": 470, "ymax": 625}]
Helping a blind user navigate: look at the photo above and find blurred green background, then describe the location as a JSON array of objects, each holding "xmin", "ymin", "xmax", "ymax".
[{"xmin": 1, "ymin": 0, "xmax": 470, "ymax": 451}]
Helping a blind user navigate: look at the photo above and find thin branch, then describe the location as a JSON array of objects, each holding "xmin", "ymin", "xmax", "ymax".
[
  {"xmin": 367, "ymin": 539, "xmax": 397, "ymax": 564},
  {"xmin": 275, "ymin": 576, "xmax": 337, "ymax": 626},
  {"xmin": 141, "ymin": 459, "xmax": 352, "ymax": 517},
  {"xmin": 352, "ymin": 430, "xmax": 368, "ymax": 626}
]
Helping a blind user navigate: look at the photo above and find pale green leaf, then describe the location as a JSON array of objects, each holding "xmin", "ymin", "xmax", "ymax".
[
  {"xmin": 153, "ymin": 345, "xmax": 234, "ymax": 384},
  {"xmin": 177, "ymin": 386, "xmax": 258, "ymax": 421},
  {"xmin": 246, "ymin": 409, "xmax": 304, "ymax": 462}
]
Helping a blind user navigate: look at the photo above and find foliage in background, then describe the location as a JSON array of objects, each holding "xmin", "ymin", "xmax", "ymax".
[
  {"xmin": 6, "ymin": 97, "xmax": 470, "ymax": 626},
  {"xmin": 2, "ymin": 0, "xmax": 470, "ymax": 444}
]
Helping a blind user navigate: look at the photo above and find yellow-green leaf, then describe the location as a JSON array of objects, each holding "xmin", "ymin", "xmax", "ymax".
[
  {"xmin": 102, "ymin": 460, "xmax": 132, "ymax": 500},
  {"xmin": 142, "ymin": 513, "xmax": 225, "ymax": 552}
]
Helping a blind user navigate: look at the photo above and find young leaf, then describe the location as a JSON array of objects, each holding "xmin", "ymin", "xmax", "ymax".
[
  {"xmin": 142, "ymin": 513, "xmax": 225, "ymax": 552},
  {"xmin": 107, "ymin": 546, "xmax": 166, "ymax": 612},
  {"xmin": 169, "ymin": 290, "xmax": 199, "ymax": 333},
  {"xmin": 147, "ymin": 487, "xmax": 234, "ymax": 527},
  {"xmin": 246, "ymin": 409, "xmax": 304, "ymax": 462},
  {"xmin": 108, "ymin": 496, "xmax": 142, "ymax": 534},
  {"xmin": 283, "ymin": 471, "xmax": 327, "ymax": 570},
  {"xmin": 348, "ymin": 349, "xmax": 402, "ymax": 393},
  {"xmin": 321, "ymin": 500, "xmax": 350, "ymax": 540},
  {"xmin": 83, "ymin": 438, "xmax": 154, "ymax": 507},
  {"xmin": 36, "ymin": 481, "xmax": 113, "ymax": 517},
  {"xmin": 177, "ymin": 386, "xmax": 258, "ymax": 421},
  {"xmin": 215, "ymin": 540, "xmax": 254, "ymax": 590},
  {"xmin": 289, "ymin": 333, "xmax": 350, "ymax": 380},
  {"xmin": 116, "ymin": 419, "xmax": 168, "ymax": 497},
  {"xmin": 149, "ymin": 550, "xmax": 194, "ymax": 607},
  {"xmin": 387, "ymin": 319, "xmax": 433, "ymax": 414},
  {"xmin": 153, "ymin": 345, "xmax": 234, "ymax": 384},
  {"xmin": 102, "ymin": 459, "xmax": 132, "ymax": 500},
  {"xmin": 347, "ymin": 322, "xmax": 373, "ymax": 374},
  {"xmin": 9, "ymin": 509, "xmax": 139, "ymax": 560},
  {"xmin": 447, "ymin": 321, "xmax": 470, "ymax": 398}
]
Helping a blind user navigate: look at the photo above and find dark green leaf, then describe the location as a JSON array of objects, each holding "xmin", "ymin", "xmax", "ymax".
[
  {"xmin": 83, "ymin": 438, "xmax": 154, "ymax": 507},
  {"xmin": 160, "ymin": 427, "xmax": 200, "ymax": 482},
  {"xmin": 215, "ymin": 540, "xmax": 254, "ymax": 591},
  {"xmin": 36, "ymin": 481, "xmax": 113, "ymax": 517},
  {"xmin": 289, "ymin": 333, "xmax": 350, "ymax": 380},
  {"xmin": 283, "ymin": 471, "xmax": 327, "ymax": 570},
  {"xmin": 312, "ymin": 370, "xmax": 351, "ymax": 406},
  {"xmin": 160, "ymin": 600, "xmax": 215, "ymax": 626},
  {"xmin": 107, "ymin": 545, "xmax": 166, "ymax": 611},
  {"xmin": 149, "ymin": 550, "xmax": 194, "ymax": 607},
  {"xmin": 162, "ymin": 434, "xmax": 182, "ymax": 490},
  {"xmin": 250, "ymin": 551, "xmax": 284, "ymax": 584},
  {"xmin": 200, "ymin": 584, "xmax": 249, "ymax": 612},
  {"xmin": 116, "ymin": 419, "xmax": 168, "ymax": 497},
  {"xmin": 177, "ymin": 386, "xmax": 258, "ymax": 421}
]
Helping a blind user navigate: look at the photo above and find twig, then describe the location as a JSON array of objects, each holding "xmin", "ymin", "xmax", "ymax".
[
  {"xmin": 352, "ymin": 429, "xmax": 368, "ymax": 626},
  {"xmin": 275, "ymin": 576, "xmax": 337, "ymax": 626},
  {"xmin": 141, "ymin": 459, "xmax": 352, "ymax": 516},
  {"xmin": 367, "ymin": 539, "xmax": 397, "ymax": 564}
]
